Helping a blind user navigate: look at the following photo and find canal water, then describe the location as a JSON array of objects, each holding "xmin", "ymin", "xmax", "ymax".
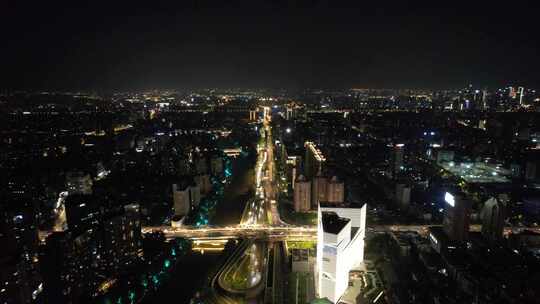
[
  {"xmin": 140, "ymin": 251, "xmax": 221, "ymax": 304},
  {"xmin": 212, "ymin": 156, "xmax": 255, "ymax": 226},
  {"xmin": 142, "ymin": 156, "xmax": 255, "ymax": 303}
]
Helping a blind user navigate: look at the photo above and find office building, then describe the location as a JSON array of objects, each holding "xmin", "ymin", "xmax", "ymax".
[
  {"xmin": 294, "ymin": 175, "xmax": 311, "ymax": 212},
  {"xmin": 326, "ymin": 176, "xmax": 344, "ymax": 204},
  {"xmin": 481, "ymin": 195, "xmax": 507, "ymax": 241},
  {"xmin": 316, "ymin": 203, "xmax": 367, "ymax": 303},
  {"xmin": 393, "ymin": 144, "xmax": 404, "ymax": 177},
  {"xmin": 395, "ymin": 183, "xmax": 411, "ymax": 206},
  {"xmin": 312, "ymin": 174, "xmax": 328, "ymax": 208},
  {"xmin": 286, "ymin": 106, "xmax": 294, "ymax": 120},
  {"xmin": 195, "ymin": 174, "xmax": 212, "ymax": 195},
  {"xmin": 443, "ymin": 192, "xmax": 471, "ymax": 242},
  {"xmin": 518, "ymin": 86, "xmax": 525, "ymax": 105},
  {"xmin": 481, "ymin": 89, "xmax": 488, "ymax": 109},
  {"xmin": 285, "ymin": 103, "xmax": 300, "ymax": 120},
  {"xmin": 189, "ymin": 184, "xmax": 201, "ymax": 207},
  {"xmin": 195, "ymin": 157, "xmax": 208, "ymax": 175},
  {"xmin": 99, "ymin": 204, "xmax": 142, "ymax": 272},
  {"xmin": 508, "ymin": 86, "xmax": 516, "ymax": 99},
  {"xmin": 304, "ymin": 141, "xmax": 326, "ymax": 179},
  {"xmin": 172, "ymin": 183, "xmax": 191, "ymax": 216},
  {"xmin": 286, "ymin": 155, "xmax": 300, "ymax": 191},
  {"xmin": 262, "ymin": 106, "xmax": 270, "ymax": 120},
  {"xmin": 173, "ymin": 177, "xmax": 201, "ymax": 215},
  {"xmin": 210, "ymin": 156, "xmax": 223, "ymax": 176},
  {"xmin": 249, "ymin": 110, "xmax": 257, "ymax": 121}
]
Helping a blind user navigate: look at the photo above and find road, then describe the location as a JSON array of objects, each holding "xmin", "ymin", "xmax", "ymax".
[
  {"xmin": 240, "ymin": 199, "xmax": 269, "ymax": 226},
  {"xmin": 205, "ymin": 108, "xmax": 284, "ymax": 303},
  {"xmin": 143, "ymin": 223, "xmax": 540, "ymax": 240},
  {"xmin": 143, "ymin": 225, "xmax": 317, "ymax": 241},
  {"xmin": 240, "ymin": 113, "xmax": 281, "ymax": 227}
]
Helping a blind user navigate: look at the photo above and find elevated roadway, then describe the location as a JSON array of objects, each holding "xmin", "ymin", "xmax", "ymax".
[
  {"xmin": 142, "ymin": 224, "xmax": 540, "ymax": 240},
  {"xmin": 142, "ymin": 225, "xmax": 317, "ymax": 241}
]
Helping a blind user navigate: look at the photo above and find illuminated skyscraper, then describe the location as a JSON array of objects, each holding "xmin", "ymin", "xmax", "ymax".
[
  {"xmin": 443, "ymin": 192, "xmax": 471, "ymax": 242},
  {"xmin": 482, "ymin": 89, "xmax": 488, "ymax": 109},
  {"xmin": 304, "ymin": 141, "xmax": 326, "ymax": 179},
  {"xmin": 249, "ymin": 110, "xmax": 257, "ymax": 121},
  {"xmin": 286, "ymin": 106, "xmax": 294, "ymax": 120},
  {"xmin": 508, "ymin": 86, "xmax": 517, "ymax": 99},
  {"xmin": 393, "ymin": 144, "xmax": 404, "ymax": 178},
  {"xmin": 263, "ymin": 106, "xmax": 270, "ymax": 120},
  {"xmin": 317, "ymin": 203, "xmax": 366, "ymax": 303},
  {"xmin": 518, "ymin": 86, "xmax": 525, "ymax": 105}
]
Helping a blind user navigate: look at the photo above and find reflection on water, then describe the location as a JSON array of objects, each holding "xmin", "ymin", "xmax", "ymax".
[{"xmin": 141, "ymin": 250, "xmax": 221, "ymax": 304}]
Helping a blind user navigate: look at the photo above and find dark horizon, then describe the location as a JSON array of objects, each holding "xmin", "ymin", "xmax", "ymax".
[{"xmin": 2, "ymin": 1, "xmax": 540, "ymax": 91}]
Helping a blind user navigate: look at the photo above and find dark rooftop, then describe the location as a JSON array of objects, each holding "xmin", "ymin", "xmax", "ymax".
[{"xmin": 322, "ymin": 211, "xmax": 349, "ymax": 235}]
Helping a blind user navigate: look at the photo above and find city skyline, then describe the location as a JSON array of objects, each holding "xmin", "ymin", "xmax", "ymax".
[{"xmin": 2, "ymin": 2, "xmax": 540, "ymax": 304}]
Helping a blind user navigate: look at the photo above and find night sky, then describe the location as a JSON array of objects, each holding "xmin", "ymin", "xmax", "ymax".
[{"xmin": 2, "ymin": 1, "xmax": 540, "ymax": 90}]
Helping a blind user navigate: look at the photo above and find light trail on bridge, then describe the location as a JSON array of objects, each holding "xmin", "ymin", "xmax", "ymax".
[{"xmin": 143, "ymin": 223, "xmax": 540, "ymax": 241}]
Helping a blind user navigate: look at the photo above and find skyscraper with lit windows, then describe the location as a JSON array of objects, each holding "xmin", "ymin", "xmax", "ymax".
[{"xmin": 443, "ymin": 192, "xmax": 471, "ymax": 242}]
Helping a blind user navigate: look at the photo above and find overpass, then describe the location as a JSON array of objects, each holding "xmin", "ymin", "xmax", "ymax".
[
  {"xmin": 142, "ymin": 223, "xmax": 540, "ymax": 241},
  {"xmin": 141, "ymin": 224, "xmax": 433, "ymax": 241},
  {"xmin": 142, "ymin": 225, "xmax": 318, "ymax": 241}
]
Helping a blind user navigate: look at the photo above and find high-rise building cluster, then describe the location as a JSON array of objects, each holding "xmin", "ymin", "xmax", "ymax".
[
  {"xmin": 173, "ymin": 153, "xmax": 225, "ymax": 221},
  {"xmin": 41, "ymin": 201, "xmax": 142, "ymax": 302},
  {"xmin": 293, "ymin": 142, "xmax": 344, "ymax": 212}
]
